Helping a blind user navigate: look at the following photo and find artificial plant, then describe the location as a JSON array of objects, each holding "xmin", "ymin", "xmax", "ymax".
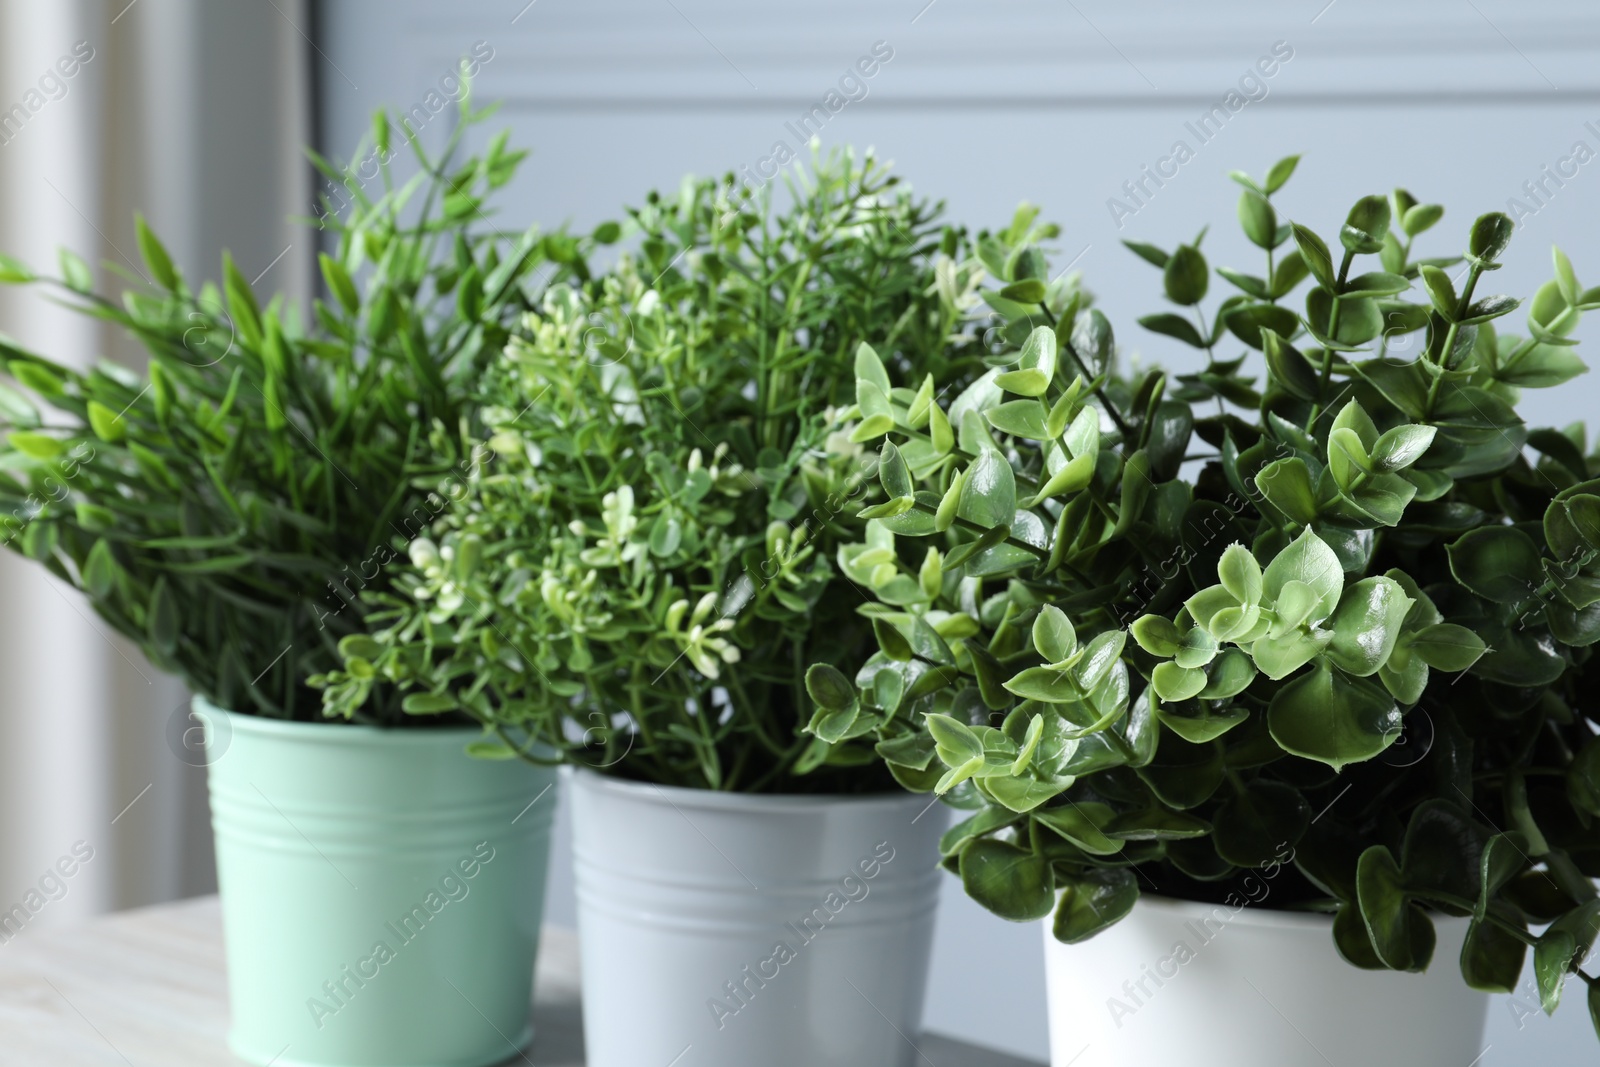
[
  {"xmin": 315, "ymin": 150, "xmax": 1033, "ymax": 791},
  {"xmin": 0, "ymin": 99, "xmax": 601, "ymax": 722},
  {"xmin": 811, "ymin": 156, "xmax": 1600, "ymax": 1035}
]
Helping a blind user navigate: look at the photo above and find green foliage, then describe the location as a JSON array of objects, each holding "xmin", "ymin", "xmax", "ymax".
[
  {"xmin": 0, "ymin": 103, "xmax": 596, "ymax": 721},
  {"xmin": 315, "ymin": 148, "xmax": 1001, "ymax": 790},
  {"xmin": 819, "ymin": 157, "xmax": 1600, "ymax": 1032}
]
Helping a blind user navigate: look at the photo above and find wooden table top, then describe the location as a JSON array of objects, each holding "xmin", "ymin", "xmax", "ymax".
[{"xmin": 0, "ymin": 895, "xmax": 1040, "ymax": 1066}]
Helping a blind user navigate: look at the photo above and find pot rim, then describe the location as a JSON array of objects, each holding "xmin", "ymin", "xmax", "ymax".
[
  {"xmin": 567, "ymin": 765, "xmax": 927, "ymax": 813},
  {"xmin": 192, "ymin": 695, "xmax": 487, "ymax": 745}
]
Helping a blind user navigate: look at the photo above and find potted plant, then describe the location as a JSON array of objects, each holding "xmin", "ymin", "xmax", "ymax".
[
  {"xmin": 807, "ymin": 155, "xmax": 1600, "ymax": 1064},
  {"xmin": 0, "ymin": 101, "xmax": 597, "ymax": 1067},
  {"xmin": 315, "ymin": 152, "xmax": 1032, "ymax": 1066}
]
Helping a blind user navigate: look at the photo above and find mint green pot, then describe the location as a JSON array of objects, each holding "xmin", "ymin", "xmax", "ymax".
[{"xmin": 194, "ymin": 699, "xmax": 557, "ymax": 1067}]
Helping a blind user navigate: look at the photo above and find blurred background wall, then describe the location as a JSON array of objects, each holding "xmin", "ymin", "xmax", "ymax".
[
  {"xmin": 0, "ymin": 0, "xmax": 309, "ymax": 939},
  {"xmin": 3, "ymin": 0, "xmax": 1600, "ymax": 1060}
]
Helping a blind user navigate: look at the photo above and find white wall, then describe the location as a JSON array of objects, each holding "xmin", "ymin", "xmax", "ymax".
[{"xmin": 317, "ymin": 1, "xmax": 1600, "ymax": 1060}]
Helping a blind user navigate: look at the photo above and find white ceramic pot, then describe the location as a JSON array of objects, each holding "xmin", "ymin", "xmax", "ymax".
[
  {"xmin": 1043, "ymin": 894, "xmax": 1489, "ymax": 1066},
  {"xmin": 569, "ymin": 769, "xmax": 944, "ymax": 1067}
]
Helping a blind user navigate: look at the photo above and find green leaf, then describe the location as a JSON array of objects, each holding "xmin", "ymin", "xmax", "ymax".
[
  {"xmin": 225, "ymin": 254, "xmax": 262, "ymax": 347},
  {"xmin": 805, "ymin": 663, "xmax": 857, "ymax": 712},
  {"xmin": 1461, "ymin": 911, "xmax": 1528, "ymax": 993},
  {"xmin": 1260, "ymin": 329, "xmax": 1321, "ymax": 400},
  {"xmin": 1368, "ymin": 424, "xmax": 1435, "ymax": 472},
  {"xmin": 984, "ymin": 775, "xmax": 1069, "ymax": 813},
  {"xmin": 1217, "ymin": 543, "xmax": 1263, "ymax": 605},
  {"xmin": 1538, "ymin": 899, "xmax": 1600, "ymax": 1015},
  {"xmin": 1535, "ymin": 930, "xmax": 1578, "ymax": 1014},
  {"xmin": 1033, "ymin": 803, "xmax": 1123, "ymax": 856},
  {"xmin": 0, "ymin": 253, "xmax": 34, "ymax": 283},
  {"xmin": 83, "ymin": 538, "xmax": 117, "ymax": 598},
  {"xmin": 1122, "ymin": 240, "xmax": 1169, "ymax": 268},
  {"xmin": 1292, "ymin": 224, "xmax": 1336, "ymax": 288},
  {"xmin": 1268, "ymin": 662, "xmax": 1401, "ymax": 771},
  {"xmin": 0, "ymin": 382, "xmax": 40, "ymax": 428},
  {"xmin": 999, "ymin": 279, "xmax": 1046, "ymax": 304},
  {"xmin": 135, "ymin": 215, "xmax": 179, "ymax": 291},
  {"xmin": 402, "ymin": 692, "xmax": 460, "ymax": 714},
  {"xmin": 7, "ymin": 431, "xmax": 65, "ymax": 460},
  {"xmin": 1130, "ymin": 615, "xmax": 1182, "ymax": 658},
  {"xmin": 1262, "ymin": 528, "xmax": 1344, "ymax": 620},
  {"xmin": 1158, "ymin": 702, "xmax": 1248, "ymax": 743},
  {"xmin": 147, "ymin": 577, "xmax": 178, "ymax": 656},
  {"xmin": 986, "ymin": 400, "xmax": 1050, "ymax": 440},
  {"xmin": 1217, "ymin": 267, "xmax": 1271, "ymax": 300},
  {"xmin": 1470, "ymin": 212, "xmax": 1514, "ymax": 263},
  {"xmin": 1103, "ymin": 808, "xmax": 1210, "ymax": 841},
  {"xmin": 87, "ymin": 400, "xmax": 127, "ymax": 443},
  {"xmin": 1356, "ymin": 845, "xmax": 1429, "ymax": 971},
  {"xmin": 1446, "ymin": 527, "xmax": 1541, "ymax": 605},
  {"xmin": 1163, "ymin": 245, "xmax": 1208, "ymax": 306},
  {"xmin": 1500, "ymin": 344, "xmax": 1588, "ymax": 388},
  {"xmin": 1152, "ymin": 661, "xmax": 1206, "ymax": 701},
  {"xmin": 1264, "ymin": 154, "xmax": 1300, "ymax": 193},
  {"xmin": 1401, "ymin": 203, "xmax": 1444, "ymax": 237},
  {"xmin": 58, "ymin": 249, "xmax": 93, "ymax": 293},
  {"xmin": 1272, "ymin": 249, "xmax": 1310, "ymax": 298},
  {"xmin": 926, "ymin": 712, "xmax": 983, "ymax": 767},
  {"xmin": 465, "ymin": 740, "xmax": 520, "ymax": 760},
  {"xmin": 1254, "ymin": 458, "xmax": 1319, "ymax": 526},
  {"xmin": 855, "ymin": 341, "xmax": 892, "ymax": 394},
  {"xmin": 1419, "ymin": 265, "xmax": 1457, "ymax": 321},
  {"xmin": 1224, "ymin": 303, "xmax": 1300, "ymax": 351},
  {"xmin": 1408, "ymin": 623, "xmax": 1485, "ymax": 672},
  {"xmin": 1238, "ymin": 190, "xmax": 1277, "ymax": 249},
  {"xmin": 878, "ymin": 442, "xmax": 912, "ymax": 499},
  {"xmin": 1032, "ymin": 604, "xmax": 1077, "ymax": 664},
  {"xmin": 994, "ymin": 325, "xmax": 1057, "ymax": 397},
  {"xmin": 1477, "ymin": 832, "xmax": 1530, "ymax": 920},
  {"xmin": 1342, "ymin": 271, "xmax": 1410, "ymax": 298},
  {"xmin": 956, "ymin": 450, "xmax": 1016, "ymax": 529},
  {"xmin": 960, "ymin": 838, "xmax": 1054, "ymax": 921},
  {"xmin": 1004, "ymin": 666, "xmax": 1080, "ymax": 704},
  {"xmin": 1138, "ymin": 312, "xmax": 1206, "ymax": 348},
  {"xmin": 1325, "ymin": 576, "xmax": 1412, "ymax": 677},
  {"xmin": 1341, "ymin": 195, "xmax": 1391, "ymax": 254},
  {"xmin": 1198, "ymin": 649, "xmax": 1256, "ymax": 700},
  {"xmin": 319, "ymin": 252, "xmax": 360, "ymax": 315},
  {"xmin": 1333, "ymin": 902, "xmax": 1387, "ymax": 970},
  {"xmin": 1051, "ymin": 867, "xmax": 1137, "ymax": 943}
]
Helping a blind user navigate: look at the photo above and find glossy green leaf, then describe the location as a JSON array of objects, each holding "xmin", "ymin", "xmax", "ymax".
[
  {"xmin": 1446, "ymin": 527, "xmax": 1542, "ymax": 605},
  {"xmin": 1292, "ymin": 223, "xmax": 1336, "ymax": 289},
  {"xmin": 1325, "ymin": 576, "xmax": 1412, "ymax": 677},
  {"xmin": 1357, "ymin": 845, "xmax": 1432, "ymax": 971},
  {"xmin": 956, "ymin": 450, "xmax": 1016, "ymax": 529},
  {"xmin": 961, "ymin": 838, "xmax": 1054, "ymax": 921},
  {"xmin": 1032, "ymin": 605, "xmax": 1077, "ymax": 664},
  {"xmin": 1469, "ymin": 212, "xmax": 1514, "ymax": 263},
  {"xmin": 1052, "ymin": 867, "xmax": 1137, "ymax": 943},
  {"xmin": 1268, "ymin": 661, "xmax": 1401, "ymax": 771}
]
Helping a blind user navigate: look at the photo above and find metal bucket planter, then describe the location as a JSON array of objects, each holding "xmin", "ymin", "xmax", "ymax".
[
  {"xmin": 569, "ymin": 769, "xmax": 944, "ymax": 1067},
  {"xmin": 1042, "ymin": 893, "xmax": 1489, "ymax": 1066},
  {"xmin": 195, "ymin": 699, "xmax": 558, "ymax": 1067}
]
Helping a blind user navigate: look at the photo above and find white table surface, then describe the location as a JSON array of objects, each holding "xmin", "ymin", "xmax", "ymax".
[{"xmin": 0, "ymin": 895, "xmax": 1042, "ymax": 1066}]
